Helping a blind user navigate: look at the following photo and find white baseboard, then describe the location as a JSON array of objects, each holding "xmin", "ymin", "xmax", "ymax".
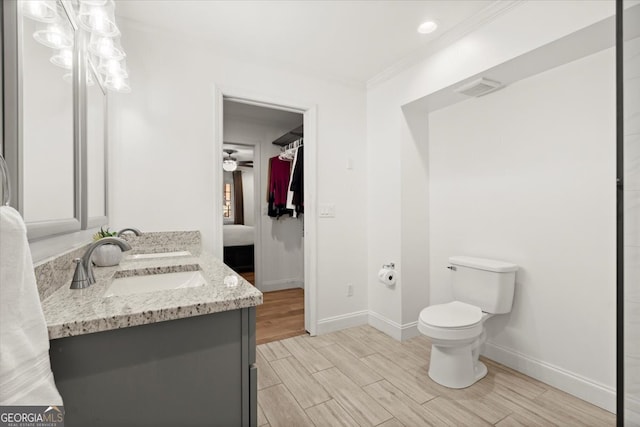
[
  {"xmin": 483, "ymin": 341, "xmax": 616, "ymax": 413},
  {"xmin": 400, "ymin": 321, "xmax": 420, "ymax": 340},
  {"xmin": 316, "ymin": 310, "xmax": 369, "ymax": 334},
  {"xmin": 259, "ymin": 278, "xmax": 304, "ymax": 293},
  {"xmin": 368, "ymin": 311, "xmax": 420, "ymax": 341}
]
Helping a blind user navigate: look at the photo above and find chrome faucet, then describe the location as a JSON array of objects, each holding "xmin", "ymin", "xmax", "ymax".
[
  {"xmin": 70, "ymin": 237, "xmax": 132, "ymax": 289},
  {"xmin": 117, "ymin": 227, "xmax": 142, "ymax": 236}
]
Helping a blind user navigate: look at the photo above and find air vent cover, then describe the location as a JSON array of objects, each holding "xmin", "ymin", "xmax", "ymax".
[{"xmin": 454, "ymin": 78, "xmax": 503, "ymax": 97}]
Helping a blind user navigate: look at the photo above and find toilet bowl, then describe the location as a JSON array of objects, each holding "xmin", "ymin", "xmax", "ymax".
[
  {"xmin": 418, "ymin": 256, "xmax": 518, "ymax": 389},
  {"xmin": 418, "ymin": 301, "xmax": 491, "ymax": 389}
]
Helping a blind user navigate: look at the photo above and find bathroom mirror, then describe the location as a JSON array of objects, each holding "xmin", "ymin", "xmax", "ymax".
[
  {"xmin": 85, "ymin": 59, "xmax": 108, "ymax": 227},
  {"xmin": 17, "ymin": 0, "xmax": 80, "ymax": 239}
]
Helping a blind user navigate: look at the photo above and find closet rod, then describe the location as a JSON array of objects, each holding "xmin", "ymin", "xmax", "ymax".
[{"xmin": 282, "ymin": 138, "xmax": 303, "ymax": 152}]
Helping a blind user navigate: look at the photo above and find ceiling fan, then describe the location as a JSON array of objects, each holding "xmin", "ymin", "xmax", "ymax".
[{"xmin": 223, "ymin": 149, "xmax": 253, "ymax": 171}]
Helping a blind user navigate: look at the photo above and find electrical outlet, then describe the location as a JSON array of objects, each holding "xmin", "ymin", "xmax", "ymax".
[{"xmin": 347, "ymin": 283, "xmax": 354, "ymax": 297}]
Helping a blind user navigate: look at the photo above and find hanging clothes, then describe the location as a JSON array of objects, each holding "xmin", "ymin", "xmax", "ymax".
[
  {"xmin": 289, "ymin": 146, "xmax": 304, "ymax": 215},
  {"xmin": 267, "ymin": 156, "xmax": 294, "ymax": 218},
  {"xmin": 285, "ymin": 147, "xmax": 299, "ymax": 216}
]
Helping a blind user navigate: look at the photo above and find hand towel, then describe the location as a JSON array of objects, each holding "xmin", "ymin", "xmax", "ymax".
[{"xmin": 0, "ymin": 206, "xmax": 62, "ymax": 405}]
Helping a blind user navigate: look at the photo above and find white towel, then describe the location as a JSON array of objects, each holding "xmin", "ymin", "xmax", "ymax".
[{"xmin": 0, "ymin": 206, "xmax": 62, "ymax": 405}]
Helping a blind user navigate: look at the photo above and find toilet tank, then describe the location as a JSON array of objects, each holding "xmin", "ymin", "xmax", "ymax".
[{"xmin": 449, "ymin": 256, "xmax": 518, "ymax": 314}]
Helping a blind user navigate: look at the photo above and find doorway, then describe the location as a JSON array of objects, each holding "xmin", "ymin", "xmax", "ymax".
[{"xmin": 215, "ymin": 92, "xmax": 317, "ymax": 342}]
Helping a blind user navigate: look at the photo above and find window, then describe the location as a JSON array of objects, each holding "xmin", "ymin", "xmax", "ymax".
[{"xmin": 223, "ymin": 183, "xmax": 232, "ymax": 218}]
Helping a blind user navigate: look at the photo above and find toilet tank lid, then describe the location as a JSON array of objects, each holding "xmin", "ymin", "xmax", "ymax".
[{"xmin": 449, "ymin": 256, "xmax": 518, "ymax": 273}]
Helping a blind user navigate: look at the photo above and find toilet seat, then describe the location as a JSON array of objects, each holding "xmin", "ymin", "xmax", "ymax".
[
  {"xmin": 420, "ymin": 301, "xmax": 482, "ymax": 328},
  {"xmin": 418, "ymin": 301, "xmax": 483, "ymax": 341}
]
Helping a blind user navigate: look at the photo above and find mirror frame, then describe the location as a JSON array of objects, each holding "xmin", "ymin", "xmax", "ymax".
[
  {"xmin": 3, "ymin": 0, "xmax": 110, "ymax": 241},
  {"xmin": 84, "ymin": 57, "xmax": 108, "ymax": 229},
  {"xmin": 5, "ymin": 0, "xmax": 81, "ymax": 240}
]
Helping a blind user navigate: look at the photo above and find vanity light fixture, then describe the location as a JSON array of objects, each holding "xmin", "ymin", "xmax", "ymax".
[
  {"xmin": 33, "ymin": 20, "xmax": 73, "ymax": 49},
  {"xmin": 78, "ymin": 0, "xmax": 119, "ymax": 37},
  {"xmin": 104, "ymin": 74, "xmax": 130, "ymax": 93},
  {"xmin": 97, "ymin": 57, "xmax": 128, "ymax": 78},
  {"xmin": 88, "ymin": 33, "xmax": 126, "ymax": 60},
  {"xmin": 222, "ymin": 150, "xmax": 238, "ymax": 172},
  {"xmin": 63, "ymin": 71, "xmax": 96, "ymax": 86},
  {"xmin": 50, "ymin": 48, "xmax": 73, "ymax": 69},
  {"xmin": 24, "ymin": 0, "xmax": 132, "ymax": 93},
  {"xmin": 417, "ymin": 20, "xmax": 438, "ymax": 34},
  {"xmin": 77, "ymin": 0, "xmax": 131, "ymax": 93},
  {"xmin": 21, "ymin": 0, "xmax": 57, "ymax": 23}
]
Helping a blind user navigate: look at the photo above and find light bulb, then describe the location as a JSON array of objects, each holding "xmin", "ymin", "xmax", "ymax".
[
  {"xmin": 104, "ymin": 74, "xmax": 131, "ymax": 93},
  {"xmin": 22, "ymin": 0, "xmax": 57, "ymax": 23},
  {"xmin": 33, "ymin": 21, "xmax": 73, "ymax": 49},
  {"xmin": 97, "ymin": 58, "xmax": 128, "ymax": 78},
  {"xmin": 222, "ymin": 159, "xmax": 238, "ymax": 172},
  {"xmin": 50, "ymin": 48, "xmax": 73, "ymax": 69},
  {"xmin": 89, "ymin": 33, "xmax": 125, "ymax": 60},
  {"xmin": 78, "ymin": 0, "xmax": 119, "ymax": 37}
]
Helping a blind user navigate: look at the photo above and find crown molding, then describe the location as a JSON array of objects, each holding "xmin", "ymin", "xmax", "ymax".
[{"xmin": 366, "ymin": 0, "xmax": 524, "ymax": 90}]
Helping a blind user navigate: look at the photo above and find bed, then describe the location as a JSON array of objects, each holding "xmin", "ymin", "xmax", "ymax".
[{"xmin": 223, "ymin": 225, "xmax": 255, "ymax": 272}]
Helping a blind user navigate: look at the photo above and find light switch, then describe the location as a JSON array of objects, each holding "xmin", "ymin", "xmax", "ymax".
[
  {"xmin": 319, "ymin": 204, "xmax": 336, "ymax": 218},
  {"xmin": 346, "ymin": 158, "xmax": 354, "ymax": 170}
]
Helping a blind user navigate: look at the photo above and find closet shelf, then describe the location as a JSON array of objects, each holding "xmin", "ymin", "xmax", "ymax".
[{"xmin": 272, "ymin": 125, "xmax": 303, "ymax": 147}]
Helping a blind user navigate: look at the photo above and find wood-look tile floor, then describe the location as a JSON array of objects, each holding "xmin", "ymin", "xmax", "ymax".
[
  {"xmin": 256, "ymin": 288, "xmax": 306, "ymax": 345},
  {"xmin": 256, "ymin": 325, "xmax": 615, "ymax": 427}
]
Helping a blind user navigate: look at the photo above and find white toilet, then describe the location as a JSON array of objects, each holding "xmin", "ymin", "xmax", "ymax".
[{"xmin": 418, "ymin": 256, "xmax": 518, "ymax": 389}]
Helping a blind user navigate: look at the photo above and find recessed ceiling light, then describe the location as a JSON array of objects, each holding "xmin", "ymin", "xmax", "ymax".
[{"xmin": 417, "ymin": 21, "xmax": 438, "ymax": 34}]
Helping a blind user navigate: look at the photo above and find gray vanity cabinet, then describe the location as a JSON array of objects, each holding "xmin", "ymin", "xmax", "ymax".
[{"xmin": 49, "ymin": 307, "xmax": 257, "ymax": 427}]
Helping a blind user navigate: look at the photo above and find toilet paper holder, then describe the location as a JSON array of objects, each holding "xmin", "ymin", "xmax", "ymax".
[{"xmin": 382, "ymin": 262, "xmax": 395, "ymax": 270}]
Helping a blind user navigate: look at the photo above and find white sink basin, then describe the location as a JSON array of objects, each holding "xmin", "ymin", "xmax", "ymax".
[
  {"xmin": 104, "ymin": 270, "xmax": 207, "ymax": 297},
  {"xmin": 125, "ymin": 251, "xmax": 192, "ymax": 260}
]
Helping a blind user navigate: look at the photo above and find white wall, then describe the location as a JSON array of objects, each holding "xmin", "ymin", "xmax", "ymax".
[
  {"xmin": 367, "ymin": 0, "xmax": 615, "ymax": 333},
  {"xmin": 429, "ymin": 48, "xmax": 615, "ymax": 406},
  {"xmin": 223, "ymin": 116, "xmax": 304, "ymax": 290},
  {"xmin": 624, "ymin": 33, "xmax": 640, "ymax": 422},
  {"xmin": 108, "ymin": 20, "xmax": 368, "ymax": 327},
  {"xmin": 367, "ymin": 0, "xmax": 616, "ymax": 411}
]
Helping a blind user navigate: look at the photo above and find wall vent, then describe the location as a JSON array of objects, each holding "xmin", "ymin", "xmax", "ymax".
[{"xmin": 454, "ymin": 78, "xmax": 503, "ymax": 97}]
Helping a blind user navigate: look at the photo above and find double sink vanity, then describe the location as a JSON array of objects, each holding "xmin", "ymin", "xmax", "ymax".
[{"xmin": 36, "ymin": 231, "xmax": 262, "ymax": 427}]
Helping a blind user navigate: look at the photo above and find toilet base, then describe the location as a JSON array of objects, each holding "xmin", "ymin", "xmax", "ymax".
[
  {"xmin": 475, "ymin": 361, "xmax": 488, "ymax": 382},
  {"xmin": 427, "ymin": 338, "xmax": 488, "ymax": 389}
]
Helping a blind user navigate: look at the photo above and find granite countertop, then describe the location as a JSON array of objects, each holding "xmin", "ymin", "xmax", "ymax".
[{"xmin": 41, "ymin": 251, "xmax": 263, "ymax": 340}]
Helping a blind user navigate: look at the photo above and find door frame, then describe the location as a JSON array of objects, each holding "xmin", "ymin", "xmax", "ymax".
[{"xmin": 212, "ymin": 85, "xmax": 318, "ymax": 336}]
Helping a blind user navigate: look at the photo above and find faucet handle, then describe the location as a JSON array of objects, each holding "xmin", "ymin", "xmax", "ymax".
[
  {"xmin": 70, "ymin": 258, "xmax": 89, "ymax": 289},
  {"xmin": 117, "ymin": 227, "xmax": 142, "ymax": 237}
]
